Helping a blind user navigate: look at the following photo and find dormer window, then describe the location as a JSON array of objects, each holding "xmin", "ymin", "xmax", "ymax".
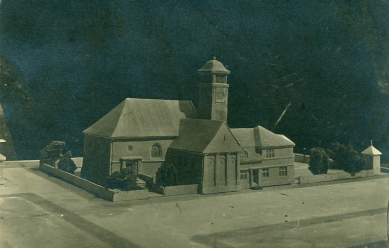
[
  {"xmin": 241, "ymin": 149, "xmax": 248, "ymax": 158},
  {"xmin": 266, "ymin": 149, "xmax": 275, "ymax": 158}
]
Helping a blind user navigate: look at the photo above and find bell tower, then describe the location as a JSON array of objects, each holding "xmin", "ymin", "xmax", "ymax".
[{"xmin": 198, "ymin": 57, "xmax": 230, "ymax": 122}]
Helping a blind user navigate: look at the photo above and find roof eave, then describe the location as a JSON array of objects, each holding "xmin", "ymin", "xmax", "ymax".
[{"xmin": 84, "ymin": 133, "xmax": 179, "ymax": 141}]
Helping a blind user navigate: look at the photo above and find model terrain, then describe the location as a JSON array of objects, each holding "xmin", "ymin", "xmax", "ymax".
[
  {"xmin": 2, "ymin": 58, "xmax": 387, "ymax": 247},
  {"xmin": 33, "ymin": 58, "xmax": 383, "ymax": 202}
]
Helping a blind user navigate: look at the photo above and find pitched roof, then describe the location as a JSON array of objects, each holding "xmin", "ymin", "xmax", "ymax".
[
  {"xmin": 231, "ymin": 126, "xmax": 295, "ymax": 149},
  {"xmin": 169, "ymin": 119, "xmax": 243, "ymax": 154},
  {"xmin": 84, "ymin": 98, "xmax": 197, "ymax": 138},
  {"xmin": 361, "ymin": 145, "xmax": 382, "ymax": 155},
  {"xmin": 230, "ymin": 128, "xmax": 256, "ymax": 147}
]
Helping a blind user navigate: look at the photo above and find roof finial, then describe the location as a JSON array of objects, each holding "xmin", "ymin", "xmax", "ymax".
[
  {"xmin": 213, "ymin": 56, "xmax": 216, "ymax": 60},
  {"xmin": 371, "ymin": 140, "xmax": 373, "ymax": 146}
]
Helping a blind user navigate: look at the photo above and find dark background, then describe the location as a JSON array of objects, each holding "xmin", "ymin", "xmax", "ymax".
[{"xmin": 0, "ymin": 0, "xmax": 388, "ymax": 160}]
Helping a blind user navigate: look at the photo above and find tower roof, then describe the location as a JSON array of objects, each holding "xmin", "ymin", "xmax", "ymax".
[
  {"xmin": 198, "ymin": 57, "xmax": 230, "ymax": 74},
  {"xmin": 361, "ymin": 145, "xmax": 382, "ymax": 155}
]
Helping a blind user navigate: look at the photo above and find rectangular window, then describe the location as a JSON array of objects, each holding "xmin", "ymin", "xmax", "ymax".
[
  {"xmin": 262, "ymin": 168, "xmax": 269, "ymax": 177},
  {"xmin": 279, "ymin": 166, "xmax": 287, "ymax": 176},
  {"xmin": 266, "ymin": 149, "xmax": 275, "ymax": 158},
  {"xmin": 240, "ymin": 170, "xmax": 248, "ymax": 180}
]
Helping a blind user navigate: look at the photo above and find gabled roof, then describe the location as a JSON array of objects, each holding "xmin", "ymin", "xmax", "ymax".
[
  {"xmin": 231, "ymin": 126, "xmax": 295, "ymax": 149},
  {"xmin": 84, "ymin": 98, "xmax": 197, "ymax": 139},
  {"xmin": 362, "ymin": 145, "xmax": 382, "ymax": 155},
  {"xmin": 169, "ymin": 119, "xmax": 243, "ymax": 154}
]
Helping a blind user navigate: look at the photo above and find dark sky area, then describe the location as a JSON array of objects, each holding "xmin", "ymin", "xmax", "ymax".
[{"xmin": 0, "ymin": 0, "xmax": 389, "ymax": 160}]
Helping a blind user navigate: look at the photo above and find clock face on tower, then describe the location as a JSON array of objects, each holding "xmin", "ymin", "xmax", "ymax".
[{"xmin": 215, "ymin": 88, "xmax": 226, "ymax": 103}]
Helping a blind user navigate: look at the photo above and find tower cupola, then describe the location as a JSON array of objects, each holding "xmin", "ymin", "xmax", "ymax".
[{"xmin": 197, "ymin": 57, "xmax": 230, "ymax": 122}]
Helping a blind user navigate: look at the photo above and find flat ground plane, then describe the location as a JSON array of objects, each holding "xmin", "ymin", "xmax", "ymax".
[{"xmin": 1, "ymin": 162, "xmax": 389, "ymax": 248}]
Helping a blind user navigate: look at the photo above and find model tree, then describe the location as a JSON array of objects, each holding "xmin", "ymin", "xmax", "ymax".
[
  {"xmin": 156, "ymin": 152, "xmax": 202, "ymax": 187},
  {"xmin": 326, "ymin": 142, "xmax": 365, "ymax": 174},
  {"xmin": 40, "ymin": 141, "xmax": 77, "ymax": 174},
  {"xmin": 40, "ymin": 141, "xmax": 65, "ymax": 163},
  {"xmin": 57, "ymin": 151, "xmax": 77, "ymax": 174},
  {"xmin": 308, "ymin": 147, "xmax": 330, "ymax": 175}
]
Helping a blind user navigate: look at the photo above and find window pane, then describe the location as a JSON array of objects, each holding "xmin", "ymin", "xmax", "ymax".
[
  {"xmin": 279, "ymin": 167, "xmax": 287, "ymax": 176},
  {"xmin": 262, "ymin": 168, "xmax": 269, "ymax": 177},
  {"xmin": 266, "ymin": 149, "xmax": 275, "ymax": 158},
  {"xmin": 240, "ymin": 170, "xmax": 248, "ymax": 180}
]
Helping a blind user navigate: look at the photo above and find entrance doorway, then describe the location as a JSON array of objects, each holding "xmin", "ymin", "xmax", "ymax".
[
  {"xmin": 251, "ymin": 169, "xmax": 259, "ymax": 187},
  {"xmin": 119, "ymin": 157, "xmax": 142, "ymax": 175}
]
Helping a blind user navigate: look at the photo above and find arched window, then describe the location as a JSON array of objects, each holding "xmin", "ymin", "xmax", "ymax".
[{"xmin": 151, "ymin": 143, "xmax": 162, "ymax": 158}]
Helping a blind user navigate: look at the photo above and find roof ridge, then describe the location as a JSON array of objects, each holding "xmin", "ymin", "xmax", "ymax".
[
  {"xmin": 224, "ymin": 122, "xmax": 244, "ymax": 152},
  {"xmin": 110, "ymin": 99, "xmax": 129, "ymax": 137},
  {"xmin": 124, "ymin": 97, "xmax": 192, "ymax": 102}
]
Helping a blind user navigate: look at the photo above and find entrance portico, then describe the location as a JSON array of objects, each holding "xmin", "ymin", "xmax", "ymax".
[{"xmin": 119, "ymin": 156, "xmax": 143, "ymax": 175}]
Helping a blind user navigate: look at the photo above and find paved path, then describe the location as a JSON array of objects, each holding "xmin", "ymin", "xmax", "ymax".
[{"xmin": 0, "ymin": 165, "xmax": 388, "ymax": 247}]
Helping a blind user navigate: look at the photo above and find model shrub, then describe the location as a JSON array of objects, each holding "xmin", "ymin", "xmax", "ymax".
[
  {"xmin": 308, "ymin": 147, "xmax": 330, "ymax": 175},
  {"xmin": 107, "ymin": 168, "xmax": 137, "ymax": 190},
  {"xmin": 40, "ymin": 141, "xmax": 77, "ymax": 174},
  {"xmin": 156, "ymin": 162, "xmax": 179, "ymax": 187},
  {"xmin": 176, "ymin": 157, "xmax": 202, "ymax": 185},
  {"xmin": 57, "ymin": 151, "xmax": 77, "ymax": 174},
  {"xmin": 326, "ymin": 142, "xmax": 365, "ymax": 174},
  {"xmin": 40, "ymin": 141, "xmax": 66, "ymax": 161}
]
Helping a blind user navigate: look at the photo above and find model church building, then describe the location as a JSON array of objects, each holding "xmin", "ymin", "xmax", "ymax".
[{"xmin": 81, "ymin": 58, "xmax": 295, "ymax": 193}]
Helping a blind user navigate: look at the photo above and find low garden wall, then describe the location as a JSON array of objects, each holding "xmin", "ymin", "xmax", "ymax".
[
  {"xmin": 294, "ymin": 153, "xmax": 310, "ymax": 163},
  {"xmin": 112, "ymin": 189, "xmax": 153, "ymax": 202},
  {"xmin": 296, "ymin": 169, "xmax": 374, "ymax": 184},
  {"xmin": 139, "ymin": 174, "xmax": 155, "ymax": 185},
  {"xmin": 381, "ymin": 167, "xmax": 389, "ymax": 173},
  {"xmin": 40, "ymin": 163, "xmax": 153, "ymax": 202},
  {"xmin": 5, "ymin": 160, "xmax": 40, "ymax": 167},
  {"xmin": 155, "ymin": 184, "xmax": 198, "ymax": 196},
  {"xmin": 139, "ymin": 173, "xmax": 199, "ymax": 196}
]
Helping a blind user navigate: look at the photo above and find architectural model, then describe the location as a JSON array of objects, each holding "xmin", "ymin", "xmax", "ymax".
[{"xmin": 81, "ymin": 58, "xmax": 295, "ymax": 193}]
